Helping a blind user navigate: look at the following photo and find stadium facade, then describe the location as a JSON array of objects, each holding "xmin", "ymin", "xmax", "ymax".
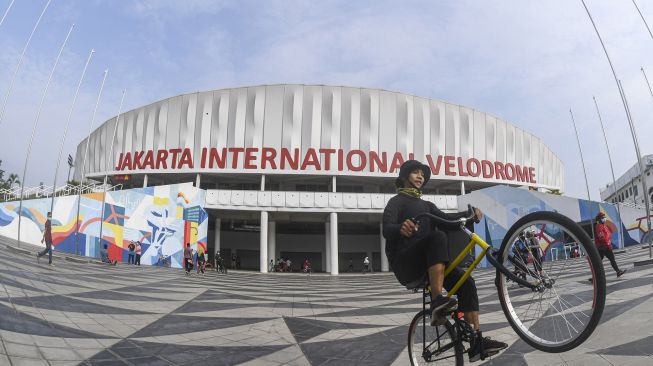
[{"xmin": 73, "ymin": 84, "xmax": 564, "ymax": 274}]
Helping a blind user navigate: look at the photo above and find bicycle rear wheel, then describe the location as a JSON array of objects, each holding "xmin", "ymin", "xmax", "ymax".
[
  {"xmin": 408, "ymin": 310, "xmax": 463, "ymax": 365},
  {"xmin": 495, "ymin": 211, "xmax": 606, "ymax": 352}
]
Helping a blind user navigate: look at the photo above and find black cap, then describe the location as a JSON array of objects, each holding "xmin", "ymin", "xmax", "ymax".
[{"xmin": 395, "ymin": 160, "xmax": 431, "ymax": 188}]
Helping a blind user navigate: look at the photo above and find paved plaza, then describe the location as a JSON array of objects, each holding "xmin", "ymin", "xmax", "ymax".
[{"xmin": 0, "ymin": 236, "xmax": 652, "ymax": 365}]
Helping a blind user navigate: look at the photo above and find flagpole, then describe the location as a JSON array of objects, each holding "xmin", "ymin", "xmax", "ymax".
[
  {"xmin": 49, "ymin": 49, "xmax": 95, "ymax": 215},
  {"xmin": 593, "ymin": 96, "xmax": 624, "ymax": 248},
  {"xmin": 569, "ymin": 109, "xmax": 595, "ymax": 241},
  {"xmin": 73, "ymin": 69, "xmax": 108, "ymax": 256},
  {"xmin": 581, "ymin": 0, "xmax": 652, "ymax": 258},
  {"xmin": 98, "ymin": 89, "xmax": 126, "ymax": 252},
  {"xmin": 16, "ymin": 24, "xmax": 75, "ymax": 246},
  {"xmin": 0, "ymin": 0, "xmax": 52, "ymax": 127},
  {"xmin": 631, "ymin": 0, "xmax": 653, "ymax": 40},
  {"xmin": 0, "ymin": 0, "xmax": 15, "ymax": 28}
]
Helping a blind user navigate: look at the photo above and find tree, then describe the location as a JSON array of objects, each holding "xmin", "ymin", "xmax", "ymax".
[
  {"xmin": 8, "ymin": 174, "xmax": 21, "ymax": 187},
  {"xmin": 0, "ymin": 160, "xmax": 20, "ymax": 190}
]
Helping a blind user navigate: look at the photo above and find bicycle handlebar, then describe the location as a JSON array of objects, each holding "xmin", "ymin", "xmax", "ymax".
[{"xmin": 410, "ymin": 204, "xmax": 478, "ymax": 227}]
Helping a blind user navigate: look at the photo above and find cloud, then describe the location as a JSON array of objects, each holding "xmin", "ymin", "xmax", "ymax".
[{"xmin": 2, "ymin": 0, "xmax": 653, "ymax": 202}]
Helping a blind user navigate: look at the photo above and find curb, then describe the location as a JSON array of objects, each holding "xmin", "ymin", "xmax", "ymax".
[
  {"xmin": 7, "ymin": 245, "xmax": 32, "ymax": 255},
  {"xmin": 634, "ymin": 258, "xmax": 653, "ymax": 267},
  {"xmin": 65, "ymin": 256, "xmax": 89, "ymax": 264}
]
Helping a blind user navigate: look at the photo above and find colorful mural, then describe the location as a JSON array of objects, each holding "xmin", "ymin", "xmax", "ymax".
[
  {"xmin": 459, "ymin": 186, "xmax": 647, "ymax": 267},
  {"xmin": 0, "ymin": 183, "xmax": 207, "ymax": 268}
]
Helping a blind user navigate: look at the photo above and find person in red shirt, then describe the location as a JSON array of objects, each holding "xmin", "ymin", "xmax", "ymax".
[
  {"xmin": 594, "ymin": 212, "xmax": 626, "ymax": 278},
  {"xmin": 36, "ymin": 212, "xmax": 54, "ymax": 266}
]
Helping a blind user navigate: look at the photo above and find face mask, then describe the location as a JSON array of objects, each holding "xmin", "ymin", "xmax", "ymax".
[{"xmin": 600, "ymin": 218, "xmax": 606, "ymax": 224}]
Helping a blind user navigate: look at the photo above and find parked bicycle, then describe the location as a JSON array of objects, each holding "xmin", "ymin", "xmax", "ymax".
[{"xmin": 407, "ymin": 208, "xmax": 606, "ymax": 365}]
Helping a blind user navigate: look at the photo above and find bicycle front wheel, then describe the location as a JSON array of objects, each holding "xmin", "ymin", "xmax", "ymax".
[
  {"xmin": 407, "ymin": 310, "xmax": 463, "ymax": 366},
  {"xmin": 495, "ymin": 211, "xmax": 606, "ymax": 353}
]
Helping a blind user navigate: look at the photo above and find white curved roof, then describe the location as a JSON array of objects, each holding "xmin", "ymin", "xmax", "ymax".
[{"xmin": 75, "ymin": 84, "xmax": 563, "ymax": 190}]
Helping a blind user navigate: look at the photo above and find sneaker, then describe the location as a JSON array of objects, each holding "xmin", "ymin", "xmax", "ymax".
[
  {"xmin": 48, "ymin": 263, "xmax": 54, "ymax": 267},
  {"xmin": 588, "ymin": 278, "xmax": 593, "ymax": 283},
  {"xmin": 468, "ymin": 331, "xmax": 508, "ymax": 362},
  {"xmin": 617, "ymin": 269, "xmax": 627, "ymax": 278},
  {"xmin": 430, "ymin": 294, "xmax": 457, "ymax": 326}
]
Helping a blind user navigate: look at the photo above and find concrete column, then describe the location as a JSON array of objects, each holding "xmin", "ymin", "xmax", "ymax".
[
  {"xmin": 380, "ymin": 222, "xmax": 389, "ymax": 271},
  {"xmin": 143, "ymin": 174, "xmax": 148, "ymax": 188},
  {"xmin": 325, "ymin": 222, "xmax": 331, "ymax": 272},
  {"xmin": 260, "ymin": 211, "xmax": 268, "ymax": 273},
  {"xmin": 214, "ymin": 218, "xmax": 221, "ymax": 256},
  {"xmin": 195, "ymin": 173, "xmax": 201, "ymax": 188},
  {"xmin": 330, "ymin": 212, "xmax": 338, "ymax": 275},
  {"xmin": 261, "ymin": 174, "xmax": 266, "ymax": 191},
  {"xmin": 332, "ymin": 176, "xmax": 337, "ymax": 192},
  {"xmin": 268, "ymin": 221, "xmax": 276, "ymax": 268},
  {"xmin": 460, "ymin": 181, "xmax": 465, "ymax": 195}
]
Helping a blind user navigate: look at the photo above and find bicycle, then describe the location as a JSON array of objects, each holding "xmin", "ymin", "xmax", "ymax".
[{"xmin": 406, "ymin": 207, "xmax": 606, "ymax": 365}]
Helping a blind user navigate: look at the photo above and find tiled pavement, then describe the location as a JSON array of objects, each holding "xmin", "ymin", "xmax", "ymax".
[{"xmin": 0, "ymin": 236, "xmax": 652, "ymax": 365}]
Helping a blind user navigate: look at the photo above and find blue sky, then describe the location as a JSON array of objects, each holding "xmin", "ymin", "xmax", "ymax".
[{"xmin": 1, "ymin": 0, "xmax": 653, "ymax": 201}]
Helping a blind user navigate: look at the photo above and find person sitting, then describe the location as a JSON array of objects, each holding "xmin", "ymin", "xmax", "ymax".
[
  {"xmin": 100, "ymin": 244, "xmax": 117, "ymax": 265},
  {"xmin": 383, "ymin": 159, "xmax": 507, "ymax": 362}
]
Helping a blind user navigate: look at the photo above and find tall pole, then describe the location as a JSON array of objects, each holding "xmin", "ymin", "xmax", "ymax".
[
  {"xmin": 73, "ymin": 70, "xmax": 108, "ymax": 256},
  {"xmin": 581, "ymin": 0, "xmax": 652, "ymax": 258},
  {"xmin": 569, "ymin": 109, "xmax": 595, "ymax": 241},
  {"xmin": 619, "ymin": 79, "xmax": 652, "ymax": 258},
  {"xmin": 98, "ymin": 89, "xmax": 126, "ymax": 252},
  {"xmin": 16, "ymin": 24, "xmax": 75, "ymax": 246},
  {"xmin": 50, "ymin": 49, "xmax": 94, "ymax": 215},
  {"xmin": 0, "ymin": 0, "xmax": 51, "ymax": 127},
  {"xmin": 0, "ymin": 0, "xmax": 16, "ymax": 27},
  {"xmin": 593, "ymin": 96, "xmax": 624, "ymax": 249}
]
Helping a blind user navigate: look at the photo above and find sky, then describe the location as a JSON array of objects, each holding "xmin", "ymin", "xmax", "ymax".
[{"xmin": 1, "ymin": 0, "xmax": 653, "ymax": 201}]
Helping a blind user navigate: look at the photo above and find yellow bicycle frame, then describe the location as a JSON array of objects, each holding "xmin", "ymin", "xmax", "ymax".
[{"xmin": 443, "ymin": 230, "xmax": 491, "ymax": 297}]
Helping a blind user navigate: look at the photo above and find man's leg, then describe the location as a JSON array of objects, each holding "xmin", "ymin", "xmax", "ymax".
[
  {"xmin": 604, "ymin": 248, "xmax": 624, "ymax": 275},
  {"xmin": 444, "ymin": 267, "xmax": 507, "ymax": 361},
  {"xmin": 47, "ymin": 243, "xmax": 52, "ymax": 264},
  {"xmin": 428, "ymin": 263, "xmax": 446, "ymax": 295}
]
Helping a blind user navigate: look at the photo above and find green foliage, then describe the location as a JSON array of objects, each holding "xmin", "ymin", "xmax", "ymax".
[{"xmin": 0, "ymin": 160, "xmax": 20, "ymax": 190}]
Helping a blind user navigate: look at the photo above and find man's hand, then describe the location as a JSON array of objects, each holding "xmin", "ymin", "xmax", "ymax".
[
  {"xmin": 474, "ymin": 208, "xmax": 483, "ymax": 223},
  {"xmin": 400, "ymin": 219, "xmax": 419, "ymax": 238}
]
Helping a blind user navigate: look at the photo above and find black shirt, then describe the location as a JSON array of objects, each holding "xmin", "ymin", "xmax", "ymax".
[{"xmin": 382, "ymin": 194, "xmax": 468, "ymax": 255}]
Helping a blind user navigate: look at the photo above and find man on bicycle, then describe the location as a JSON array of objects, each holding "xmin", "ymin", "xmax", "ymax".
[{"xmin": 383, "ymin": 159, "xmax": 507, "ymax": 361}]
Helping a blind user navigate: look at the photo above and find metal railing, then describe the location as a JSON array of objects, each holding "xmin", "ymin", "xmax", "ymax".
[{"xmin": 0, "ymin": 182, "xmax": 123, "ymax": 202}]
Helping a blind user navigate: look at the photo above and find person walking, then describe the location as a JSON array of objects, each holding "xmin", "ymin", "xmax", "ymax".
[
  {"xmin": 231, "ymin": 253, "xmax": 237, "ymax": 269},
  {"xmin": 127, "ymin": 241, "xmax": 135, "ymax": 265},
  {"xmin": 184, "ymin": 243, "xmax": 193, "ymax": 276},
  {"xmin": 592, "ymin": 212, "xmax": 626, "ymax": 280},
  {"xmin": 363, "ymin": 256, "xmax": 370, "ymax": 272},
  {"xmin": 134, "ymin": 241, "xmax": 142, "ymax": 266},
  {"xmin": 36, "ymin": 212, "xmax": 54, "ymax": 266},
  {"xmin": 197, "ymin": 247, "xmax": 206, "ymax": 276},
  {"xmin": 269, "ymin": 259, "xmax": 274, "ymax": 272}
]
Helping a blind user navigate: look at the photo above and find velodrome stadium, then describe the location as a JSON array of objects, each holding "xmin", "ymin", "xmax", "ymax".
[{"xmin": 68, "ymin": 84, "xmax": 565, "ymax": 273}]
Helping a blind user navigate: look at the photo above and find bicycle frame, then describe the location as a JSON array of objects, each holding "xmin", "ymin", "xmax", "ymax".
[{"xmin": 444, "ymin": 225, "xmax": 538, "ymax": 296}]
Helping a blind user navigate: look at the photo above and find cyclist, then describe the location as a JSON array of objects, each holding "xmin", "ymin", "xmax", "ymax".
[
  {"xmin": 525, "ymin": 229, "xmax": 544, "ymax": 276},
  {"xmin": 383, "ymin": 159, "xmax": 507, "ymax": 361},
  {"xmin": 509, "ymin": 232, "xmax": 530, "ymax": 283}
]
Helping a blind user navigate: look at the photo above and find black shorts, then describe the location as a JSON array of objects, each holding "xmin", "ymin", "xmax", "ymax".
[{"xmin": 389, "ymin": 229, "xmax": 480, "ymax": 312}]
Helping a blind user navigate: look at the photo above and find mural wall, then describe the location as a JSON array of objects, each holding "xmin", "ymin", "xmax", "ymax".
[
  {"xmin": 0, "ymin": 183, "xmax": 207, "ymax": 268},
  {"xmin": 459, "ymin": 186, "xmax": 647, "ymax": 266}
]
